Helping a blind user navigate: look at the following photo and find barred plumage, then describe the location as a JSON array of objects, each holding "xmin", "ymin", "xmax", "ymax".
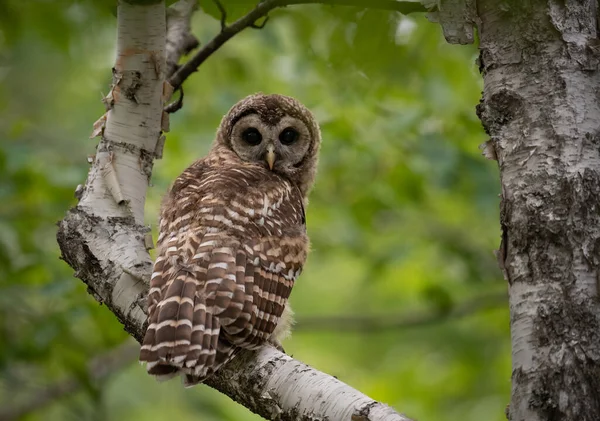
[{"xmin": 140, "ymin": 93, "xmax": 320, "ymax": 385}]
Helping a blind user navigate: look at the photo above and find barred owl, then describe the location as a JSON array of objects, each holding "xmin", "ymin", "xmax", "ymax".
[{"xmin": 139, "ymin": 93, "xmax": 320, "ymax": 386}]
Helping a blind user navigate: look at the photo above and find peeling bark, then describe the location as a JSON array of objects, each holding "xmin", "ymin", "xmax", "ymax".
[{"xmin": 474, "ymin": 1, "xmax": 600, "ymax": 420}]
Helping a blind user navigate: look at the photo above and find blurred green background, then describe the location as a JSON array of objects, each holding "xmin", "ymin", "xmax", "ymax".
[{"xmin": 0, "ymin": 1, "xmax": 508, "ymax": 420}]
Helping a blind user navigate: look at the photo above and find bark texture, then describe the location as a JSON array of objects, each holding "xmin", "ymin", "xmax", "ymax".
[{"xmin": 474, "ymin": 1, "xmax": 600, "ymax": 420}]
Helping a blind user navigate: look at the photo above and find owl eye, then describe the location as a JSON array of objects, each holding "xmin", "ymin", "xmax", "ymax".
[
  {"xmin": 242, "ymin": 128, "xmax": 262, "ymax": 145},
  {"xmin": 279, "ymin": 127, "xmax": 299, "ymax": 145}
]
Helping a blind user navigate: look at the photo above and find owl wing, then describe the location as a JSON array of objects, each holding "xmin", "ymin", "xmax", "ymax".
[
  {"xmin": 222, "ymin": 235, "xmax": 304, "ymax": 349},
  {"xmin": 139, "ymin": 161, "xmax": 307, "ymax": 384},
  {"xmin": 139, "ymin": 231, "xmax": 246, "ymax": 381}
]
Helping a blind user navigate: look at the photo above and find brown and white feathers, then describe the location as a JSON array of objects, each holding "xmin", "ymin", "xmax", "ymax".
[{"xmin": 139, "ymin": 93, "xmax": 321, "ymax": 386}]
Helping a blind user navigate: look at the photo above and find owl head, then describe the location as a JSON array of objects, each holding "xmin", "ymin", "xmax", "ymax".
[{"xmin": 216, "ymin": 93, "xmax": 321, "ymax": 196}]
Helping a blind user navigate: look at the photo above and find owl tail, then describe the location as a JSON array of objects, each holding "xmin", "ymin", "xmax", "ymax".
[
  {"xmin": 140, "ymin": 270, "xmax": 199, "ymax": 378},
  {"xmin": 183, "ymin": 337, "xmax": 239, "ymax": 387},
  {"xmin": 140, "ymin": 269, "xmax": 236, "ymax": 385},
  {"xmin": 180, "ymin": 300, "xmax": 240, "ymax": 387}
]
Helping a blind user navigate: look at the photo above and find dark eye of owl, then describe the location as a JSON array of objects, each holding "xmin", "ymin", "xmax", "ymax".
[
  {"xmin": 242, "ymin": 128, "xmax": 262, "ymax": 145},
  {"xmin": 279, "ymin": 127, "xmax": 299, "ymax": 145}
]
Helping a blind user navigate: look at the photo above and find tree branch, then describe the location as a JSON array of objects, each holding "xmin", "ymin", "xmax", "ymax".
[
  {"xmin": 56, "ymin": 1, "xmax": 415, "ymax": 420},
  {"xmin": 168, "ymin": 0, "xmax": 429, "ymax": 90},
  {"xmin": 166, "ymin": 0, "xmax": 200, "ymax": 79},
  {"xmin": 164, "ymin": 0, "xmax": 199, "ymax": 113}
]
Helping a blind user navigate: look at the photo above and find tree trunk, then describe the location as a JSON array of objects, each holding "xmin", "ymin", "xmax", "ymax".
[
  {"xmin": 475, "ymin": 1, "xmax": 600, "ymax": 420},
  {"xmin": 59, "ymin": 0, "xmax": 167, "ymax": 334}
]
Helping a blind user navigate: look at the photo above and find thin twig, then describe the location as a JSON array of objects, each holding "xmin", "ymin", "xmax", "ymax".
[
  {"xmin": 168, "ymin": 0, "xmax": 429, "ymax": 90},
  {"xmin": 213, "ymin": 0, "xmax": 228, "ymax": 31},
  {"xmin": 164, "ymin": 86, "xmax": 184, "ymax": 114}
]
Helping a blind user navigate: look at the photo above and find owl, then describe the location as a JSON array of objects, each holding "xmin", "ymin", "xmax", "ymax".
[{"xmin": 139, "ymin": 93, "xmax": 321, "ymax": 386}]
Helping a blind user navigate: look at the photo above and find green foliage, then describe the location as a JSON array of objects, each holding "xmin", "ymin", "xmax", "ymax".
[{"xmin": 0, "ymin": 3, "xmax": 508, "ymax": 421}]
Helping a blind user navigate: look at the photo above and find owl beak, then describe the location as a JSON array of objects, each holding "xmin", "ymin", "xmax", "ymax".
[{"xmin": 266, "ymin": 146, "xmax": 276, "ymax": 170}]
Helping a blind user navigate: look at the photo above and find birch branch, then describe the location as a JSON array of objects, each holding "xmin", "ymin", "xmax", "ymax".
[
  {"xmin": 168, "ymin": 0, "xmax": 430, "ymax": 91},
  {"xmin": 56, "ymin": 1, "xmax": 414, "ymax": 420},
  {"xmin": 166, "ymin": 0, "xmax": 200, "ymax": 78},
  {"xmin": 163, "ymin": 0, "xmax": 200, "ymax": 113}
]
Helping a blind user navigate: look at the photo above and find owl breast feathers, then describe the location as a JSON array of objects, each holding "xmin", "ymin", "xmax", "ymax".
[{"xmin": 139, "ymin": 93, "xmax": 320, "ymax": 386}]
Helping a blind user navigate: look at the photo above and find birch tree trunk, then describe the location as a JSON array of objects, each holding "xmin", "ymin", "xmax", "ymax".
[
  {"xmin": 59, "ymin": 0, "xmax": 167, "ymax": 335},
  {"xmin": 473, "ymin": 1, "xmax": 600, "ymax": 420}
]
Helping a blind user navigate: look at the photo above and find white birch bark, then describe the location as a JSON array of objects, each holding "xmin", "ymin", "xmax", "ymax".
[
  {"xmin": 471, "ymin": 1, "xmax": 600, "ymax": 420},
  {"xmin": 434, "ymin": 1, "xmax": 600, "ymax": 419},
  {"xmin": 62, "ymin": 0, "xmax": 167, "ymax": 336},
  {"xmin": 56, "ymin": 1, "xmax": 414, "ymax": 420}
]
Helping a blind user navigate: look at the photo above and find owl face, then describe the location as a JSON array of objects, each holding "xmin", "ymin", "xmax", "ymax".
[
  {"xmin": 229, "ymin": 114, "xmax": 312, "ymax": 172},
  {"xmin": 217, "ymin": 94, "xmax": 321, "ymax": 194}
]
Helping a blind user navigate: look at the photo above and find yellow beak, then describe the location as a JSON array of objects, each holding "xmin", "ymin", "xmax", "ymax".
[{"xmin": 266, "ymin": 147, "xmax": 275, "ymax": 170}]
